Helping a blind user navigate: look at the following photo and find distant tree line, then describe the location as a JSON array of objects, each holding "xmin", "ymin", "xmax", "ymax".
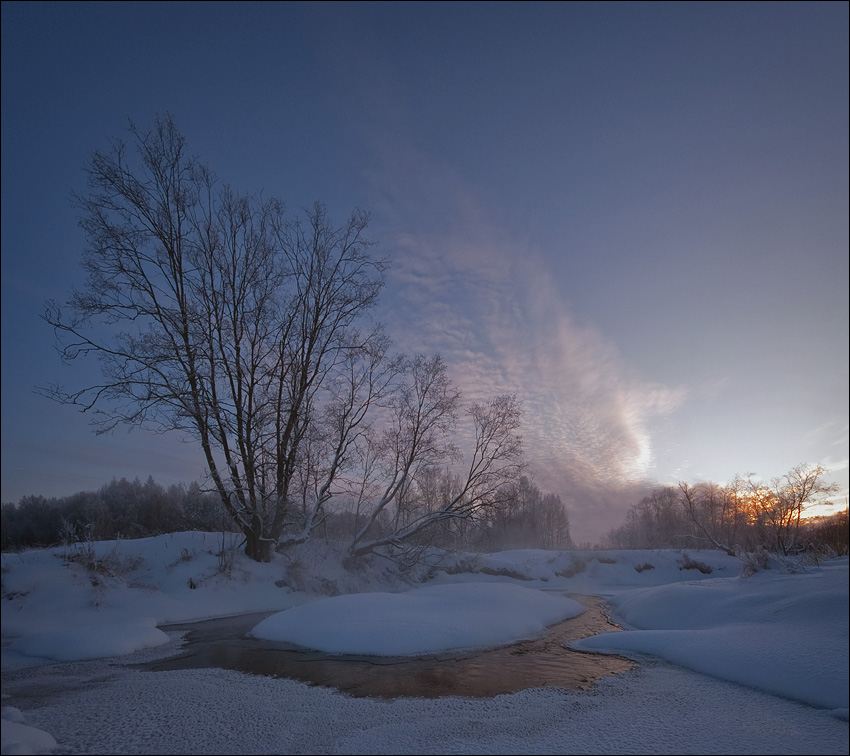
[
  {"xmin": 1, "ymin": 477, "xmax": 232, "ymax": 551},
  {"xmin": 1, "ymin": 473, "xmax": 572, "ymax": 554},
  {"xmin": 604, "ymin": 464, "xmax": 847, "ymax": 557}
]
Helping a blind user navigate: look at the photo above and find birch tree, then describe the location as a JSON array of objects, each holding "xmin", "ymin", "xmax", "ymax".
[{"xmin": 348, "ymin": 355, "xmax": 526, "ymax": 559}]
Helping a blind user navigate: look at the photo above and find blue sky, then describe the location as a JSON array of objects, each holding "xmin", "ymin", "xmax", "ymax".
[{"xmin": 2, "ymin": 1, "xmax": 847, "ymax": 542}]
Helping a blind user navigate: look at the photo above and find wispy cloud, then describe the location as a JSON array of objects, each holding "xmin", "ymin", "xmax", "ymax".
[{"xmin": 368, "ymin": 141, "xmax": 687, "ymax": 541}]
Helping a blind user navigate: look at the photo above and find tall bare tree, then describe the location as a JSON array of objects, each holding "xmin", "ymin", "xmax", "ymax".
[{"xmin": 43, "ymin": 115, "xmax": 386, "ymax": 561}]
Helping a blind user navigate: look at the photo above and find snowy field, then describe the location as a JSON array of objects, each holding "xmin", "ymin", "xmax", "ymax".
[{"xmin": 2, "ymin": 532, "xmax": 848, "ymax": 755}]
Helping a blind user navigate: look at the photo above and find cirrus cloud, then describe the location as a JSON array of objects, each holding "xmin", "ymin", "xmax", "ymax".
[{"xmin": 368, "ymin": 141, "xmax": 687, "ymax": 542}]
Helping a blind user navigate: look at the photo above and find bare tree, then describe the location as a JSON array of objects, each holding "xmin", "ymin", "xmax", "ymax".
[
  {"xmin": 679, "ymin": 482, "xmax": 737, "ymax": 556},
  {"xmin": 679, "ymin": 465, "xmax": 839, "ymax": 557},
  {"xmin": 279, "ymin": 332, "xmax": 401, "ymax": 548},
  {"xmin": 760, "ymin": 464, "xmax": 839, "ymax": 554},
  {"xmin": 43, "ymin": 115, "xmax": 386, "ymax": 561},
  {"xmin": 479, "ymin": 477, "xmax": 573, "ymax": 551},
  {"xmin": 348, "ymin": 356, "xmax": 525, "ymax": 559}
]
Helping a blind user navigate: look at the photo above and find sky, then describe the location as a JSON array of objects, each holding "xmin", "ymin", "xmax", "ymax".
[
  {"xmin": 1, "ymin": 532, "xmax": 848, "ymax": 754},
  {"xmin": 1, "ymin": 1, "xmax": 848, "ymax": 544}
]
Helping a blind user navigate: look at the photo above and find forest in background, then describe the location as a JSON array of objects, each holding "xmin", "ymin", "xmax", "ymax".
[{"xmin": 1, "ymin": 473, "xmax": 572, "ymax": 556}]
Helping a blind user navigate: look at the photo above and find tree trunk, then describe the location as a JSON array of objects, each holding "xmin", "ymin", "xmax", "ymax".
[{"xmin": 244, "ymin": 531, "xmax": 273, "ymax": 563}]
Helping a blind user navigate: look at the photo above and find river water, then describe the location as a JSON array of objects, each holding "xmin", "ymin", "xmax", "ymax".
[{"xmin": 135, "ymin": 594, "xmax": 635, "ymax": 698}]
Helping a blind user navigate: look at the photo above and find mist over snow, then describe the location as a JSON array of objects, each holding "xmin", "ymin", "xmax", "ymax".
[
  {"xmin": 2, "ymin": 532, "xmax": 847, "ymax": 755},
  {"xmin": 377, "ymin": 156, "xmax": 689, "ymax": 545}
]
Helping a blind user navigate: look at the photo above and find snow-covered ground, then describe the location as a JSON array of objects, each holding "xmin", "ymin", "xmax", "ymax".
[{"xmin": 2, "ymin": 532, "xmax": 847, "ymax": 754}]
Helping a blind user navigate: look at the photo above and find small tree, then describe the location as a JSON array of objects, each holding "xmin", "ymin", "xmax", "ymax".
[
  {"xmin": 347, "ymin": 356, "xmax": 525, "ymax": 559},
  {"xmin": 679, "ymin": 482, "xmax": 739, "ymax": 556},
  {"xmin": 807, "ymin": 507, "xmax": 849, "ymax": 555},
  {"xmin": 764, "ymin": 464, "xmax": 839, "ymax": 554}
]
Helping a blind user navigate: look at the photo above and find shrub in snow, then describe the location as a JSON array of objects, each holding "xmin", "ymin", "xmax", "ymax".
[
  {"xmin": 677, "ymin": 553, "xmax": 712, "ymax": 574},
  {"xmin": 556, "ymin": 554, "xmax": 588, "ymax": 578},
  {"xmin": 738, "ymin": 545, "xmax": 770, "ymax": 577},
  {"xmin": 60, "ymin": 539, "xmax": 144, "ymax": 580}
]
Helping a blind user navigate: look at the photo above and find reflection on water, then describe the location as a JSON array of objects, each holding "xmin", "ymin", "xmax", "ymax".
[{"xmin": 135, "ymin": 594, "xmax": 635, "ymax": 699}]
